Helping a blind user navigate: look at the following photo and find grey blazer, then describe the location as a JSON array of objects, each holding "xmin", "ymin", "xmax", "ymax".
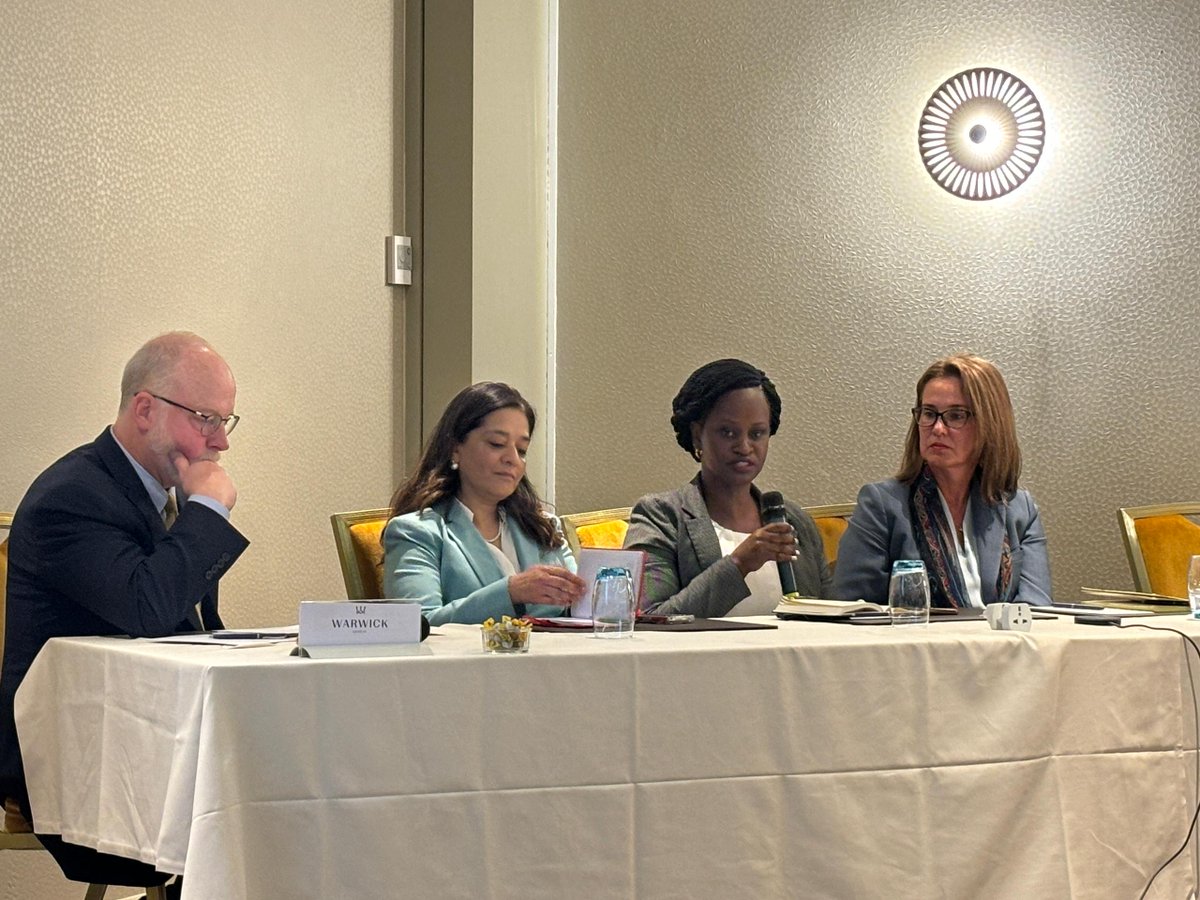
[
  {"xmin": 623, "ymin": 475, "xmax": 833, "ymax": 616},
  {"xmin": 832, "ymin": 478, "xmax": 1052, "ymax": 606}
]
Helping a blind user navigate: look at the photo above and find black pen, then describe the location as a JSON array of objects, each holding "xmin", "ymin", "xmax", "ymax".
[{"xmin": 212, "ymin": 633, "xmax": 295, "ymax": 640}]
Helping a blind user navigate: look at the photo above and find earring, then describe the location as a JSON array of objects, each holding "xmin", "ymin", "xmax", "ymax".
[
  {"xmin": 695, "ymin": 447, "xmax": 703, "ymax": 460},
  {"xmin": 450, "ymin": 461, "xmax": 459, "ymax": 471}
]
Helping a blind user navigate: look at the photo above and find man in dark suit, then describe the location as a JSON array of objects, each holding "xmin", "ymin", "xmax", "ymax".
[{"xmin": 0, "ymin": 331, "xmax": 249, "ymax": 890}]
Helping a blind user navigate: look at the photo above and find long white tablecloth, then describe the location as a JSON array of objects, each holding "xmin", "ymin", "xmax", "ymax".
[{"xmin": 15, "ymin": 617, "xmax": 1200, "ymax": 898}]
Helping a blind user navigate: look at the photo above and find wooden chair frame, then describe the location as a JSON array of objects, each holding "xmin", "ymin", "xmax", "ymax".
[
  {"xmin": 330, "ymin": 508, "xmax": 391, "ymax": 601},
  {"xmin": 0, "ymin": 513, "xmax": 12, "ymax": 698},
  {"xmin": 1118, "ymin": 502, "xmax": 1200, "ymax": 595},
  {"xmin": 801, "ymin": 502, "xmax": 857, "ymax": 521}
]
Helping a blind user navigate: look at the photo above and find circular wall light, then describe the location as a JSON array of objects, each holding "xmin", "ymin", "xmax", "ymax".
[{"xmin": 919, "ymin": 68, "xmax": 1044, "ymax": 200}]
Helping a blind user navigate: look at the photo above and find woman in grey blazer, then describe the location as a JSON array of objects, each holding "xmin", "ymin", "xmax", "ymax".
[
  {"xmin": 623, "ymin": 359, "xmax": 832, "ymax": 617},
  {"xmin": 833, "ymin": 354, "xmax": 1051, "ymax": 607},
  {"xmin": 383, "ymin": 382, "xmax": 585, "ymax": 624}
]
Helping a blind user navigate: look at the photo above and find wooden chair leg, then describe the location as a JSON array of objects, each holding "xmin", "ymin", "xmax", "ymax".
[{"xmin": 82, "ymin": 885, "xmax": 107, "ymax": 900}]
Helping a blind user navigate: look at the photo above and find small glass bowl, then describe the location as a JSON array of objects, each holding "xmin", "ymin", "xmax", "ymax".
[{"xmin": 481, "ymin": 617, "xmax": 532, "ymax": 654}]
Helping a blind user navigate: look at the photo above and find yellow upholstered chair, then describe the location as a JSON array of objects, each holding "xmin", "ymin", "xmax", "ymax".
[
  {"xmin": 0, "ymin": 513, "xmax": 157, "ymax": 897},
  {"xmin": 802, "ymin": 503, "xmax": 857, "ymax": 576},
  {"xmin": 1118, "ymin": 503, "xmax": 1200, "ymax": 598},
  {"xmin": 330, "ymin": 508, "xmax": 391, "ymax": 601},
  {"xmin": 561, "ymin": 507, "xmax": 633, "ymax": 555},
  {"xmin": 0, "ymin": 513, "xmax": 29, "ymax": 851},
  {"xmin": 0, "ymin": 514, "xmax": 43, "ymax": 849},
  {"xmin": 0, "ymin": 512, "xmax": 11, "ymax": 670}
]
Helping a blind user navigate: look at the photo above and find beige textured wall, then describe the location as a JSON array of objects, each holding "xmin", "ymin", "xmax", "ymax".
[
  {"xmin": 473, "ymin": 0, "xmax": 552, "ymax": 494},
  {"xmin": 555, "ymin": 0, "xmax": 1200, "ymax": 601},
  {"xmin": 0, "ymin": 1, "xmax": 394, "ymax": 894}
]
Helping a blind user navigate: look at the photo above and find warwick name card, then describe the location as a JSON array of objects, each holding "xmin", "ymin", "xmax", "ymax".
[{"xmin": 295, "ymin": 600, "xmax": 427, "ymax": 659}]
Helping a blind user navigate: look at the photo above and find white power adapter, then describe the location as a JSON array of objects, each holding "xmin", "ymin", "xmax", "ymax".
[{"xmin": 985, "ymin": 602, "xmax": 1032, "ymax": 632}]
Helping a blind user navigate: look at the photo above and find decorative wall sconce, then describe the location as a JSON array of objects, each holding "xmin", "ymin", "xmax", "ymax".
[{"xmin": 919, "ymin": 68, "xmax": 1044, "ymax": 200}]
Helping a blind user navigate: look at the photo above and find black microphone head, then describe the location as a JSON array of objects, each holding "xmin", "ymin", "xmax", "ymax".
[
  {"xmin": 759, "ymin": 490, "xmax": 798, "ymax": 596},
  {"xmin": 760, "ymin": 491, "xmax": 787, "ymax": 525}
]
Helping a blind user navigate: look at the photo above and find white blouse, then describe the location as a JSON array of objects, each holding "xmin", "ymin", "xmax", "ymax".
[
  {"xmin": 937, "ymin": 492, "xmax": 983, "ymax": 608},
  {"xmin": 711, "ymin": 521, "xmax": 785, "ymax": 616},
  {"xmin": 455, "ymin": 499, "xmax": 519, "ymax": 575}
]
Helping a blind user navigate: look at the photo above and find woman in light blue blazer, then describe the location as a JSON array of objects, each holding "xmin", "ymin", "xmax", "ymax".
[{"xmin": 383, "ymin": 382, "xmax": 585, "ymax": 625}]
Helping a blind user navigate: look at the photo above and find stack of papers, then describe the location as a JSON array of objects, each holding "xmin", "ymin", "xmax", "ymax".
[
  {"xmin": 1079, "ymin": 586, "xmax": 1187, "ymax": 606},
  {"xmin": 1029, "ymin": 603, "xmax": 1154, "ymax": 618}
]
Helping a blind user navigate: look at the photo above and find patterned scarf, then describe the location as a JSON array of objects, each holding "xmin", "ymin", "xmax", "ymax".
[{"xmin": 908, "ymin": 467, "xmax": 1012, "ymax": 608}]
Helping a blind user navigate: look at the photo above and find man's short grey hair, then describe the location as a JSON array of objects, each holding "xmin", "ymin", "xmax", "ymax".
[{"xmin": 119, "ymin": 331, "xmax": 215, "ymax": 409}]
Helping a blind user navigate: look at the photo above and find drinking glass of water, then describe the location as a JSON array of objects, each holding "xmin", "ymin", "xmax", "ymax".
[
  {"xmin": 889, "ymin": 560, "xmax": 931, "ymax": 627},
  {"xmin": 592, "ymin": 567, "xmax": 636, "ymax": 638},
  {"xmin": 1188, "ymin": 555, "xmax": 1200, "ymax": 619}
]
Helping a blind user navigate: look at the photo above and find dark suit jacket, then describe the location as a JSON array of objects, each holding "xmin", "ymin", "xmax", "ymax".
[
  {"xmin": 0, "ymin": 428, "xmax": 249, "ymax": 798},
  {"xmin": 832, "ymin": 477, "xmax": 1051, "ymax": 606},
  {"xmin": 623, "ymin": 475, "xmax": 833, "ymax": 616}
]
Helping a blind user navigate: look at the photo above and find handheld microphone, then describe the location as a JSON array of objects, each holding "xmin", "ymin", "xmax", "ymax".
[{"xmin": 760, "ymin": 491, "xmax": 799, "ymax": 598}]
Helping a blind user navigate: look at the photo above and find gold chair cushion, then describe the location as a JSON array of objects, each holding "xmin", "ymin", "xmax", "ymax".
[
  {"xmin": 576, "ymin": 519, "xmax": 629, "ymax": 550},
  {"xmin": 1134, "ymin": 514, "xmax": 1200, "ymax": 599},
  {"xmin": 349, "ymin": 520, "xmax": 387, "ymax": 599},
  {"xmin": 812, "ymin": 516, "xmax": 849, "ymax": 567}
]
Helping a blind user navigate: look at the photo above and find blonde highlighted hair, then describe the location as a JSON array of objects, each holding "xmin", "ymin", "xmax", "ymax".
[{"xmin": 897, "ymin": 353, "xmax": 1021, "ymax": 504}]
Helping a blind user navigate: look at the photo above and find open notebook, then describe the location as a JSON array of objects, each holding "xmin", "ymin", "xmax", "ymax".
[{"xmin": 774, "ymin": 597, "xmax": 886, "ymax": 618}]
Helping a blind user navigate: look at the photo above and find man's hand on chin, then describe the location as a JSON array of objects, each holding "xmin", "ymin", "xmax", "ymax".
[{"xmin": 172, "ymin": 453, "xmax": 238, "ymax": 511}]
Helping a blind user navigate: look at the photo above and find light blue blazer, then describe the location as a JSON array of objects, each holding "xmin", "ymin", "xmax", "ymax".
[{"xmin": 382, "ymin": 500, "xmax": 576, "ymax": 625}]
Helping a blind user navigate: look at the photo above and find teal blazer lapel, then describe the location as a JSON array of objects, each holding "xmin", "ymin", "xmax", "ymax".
[
  {"xmin": 445, "ymin": 501, "xmax": 504, "ymax": 586},
  {"xmin": 510, "ymin": 517, "xmax": 544, "ymax": 570}
]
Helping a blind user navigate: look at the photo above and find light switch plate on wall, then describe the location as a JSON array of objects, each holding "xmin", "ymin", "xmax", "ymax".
[{"xmin": 386, "ymin": 236, "xmax": 412, "ymax": 285}]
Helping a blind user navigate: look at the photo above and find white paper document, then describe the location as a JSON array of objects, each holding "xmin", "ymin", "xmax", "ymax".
[{"xmin": 572, "ymin": 547, "xmax": 647, "ymax": 618}]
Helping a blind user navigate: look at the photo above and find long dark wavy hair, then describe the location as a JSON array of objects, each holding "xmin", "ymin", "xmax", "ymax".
[{"xmin": 386, "ymin": 382, "xmax": 561, "ymax": 550}]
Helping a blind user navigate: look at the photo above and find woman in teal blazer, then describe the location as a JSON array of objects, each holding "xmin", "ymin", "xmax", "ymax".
[{"xmin": 383, "ymin": 382, "xmax": 585, "ymax": 625}]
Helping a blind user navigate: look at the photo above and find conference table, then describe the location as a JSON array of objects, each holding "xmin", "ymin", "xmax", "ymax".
[{"xmin": 15, "ymin": 615, "xmax": 1200, "ymax": 899}]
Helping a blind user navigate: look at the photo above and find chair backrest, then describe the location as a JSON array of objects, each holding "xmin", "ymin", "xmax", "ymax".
[
  {"xmin": 330, "ymin": 508, "xmax": 391, "ymax": 601},
  {"xmin": 0, "ymin": 513, "xmax": 166, "ymax": 897},
  {"xmin": 561, "ymin": 507, "xmax": 633, "ymax": 555},
  {"xmin": 802, "ymin": 503, "xmax": 857, "ymax": 574},
  {"xmin": 1118, "ymin": 503, "xmax": 1200, "ymax": 597},
  {"xmin": 0, "ymin": 513, "xmax": 12, "ymax": 684},
  {"xmin": 0, "ymin": 513, "xmax": 40, "ymax": 847}
]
